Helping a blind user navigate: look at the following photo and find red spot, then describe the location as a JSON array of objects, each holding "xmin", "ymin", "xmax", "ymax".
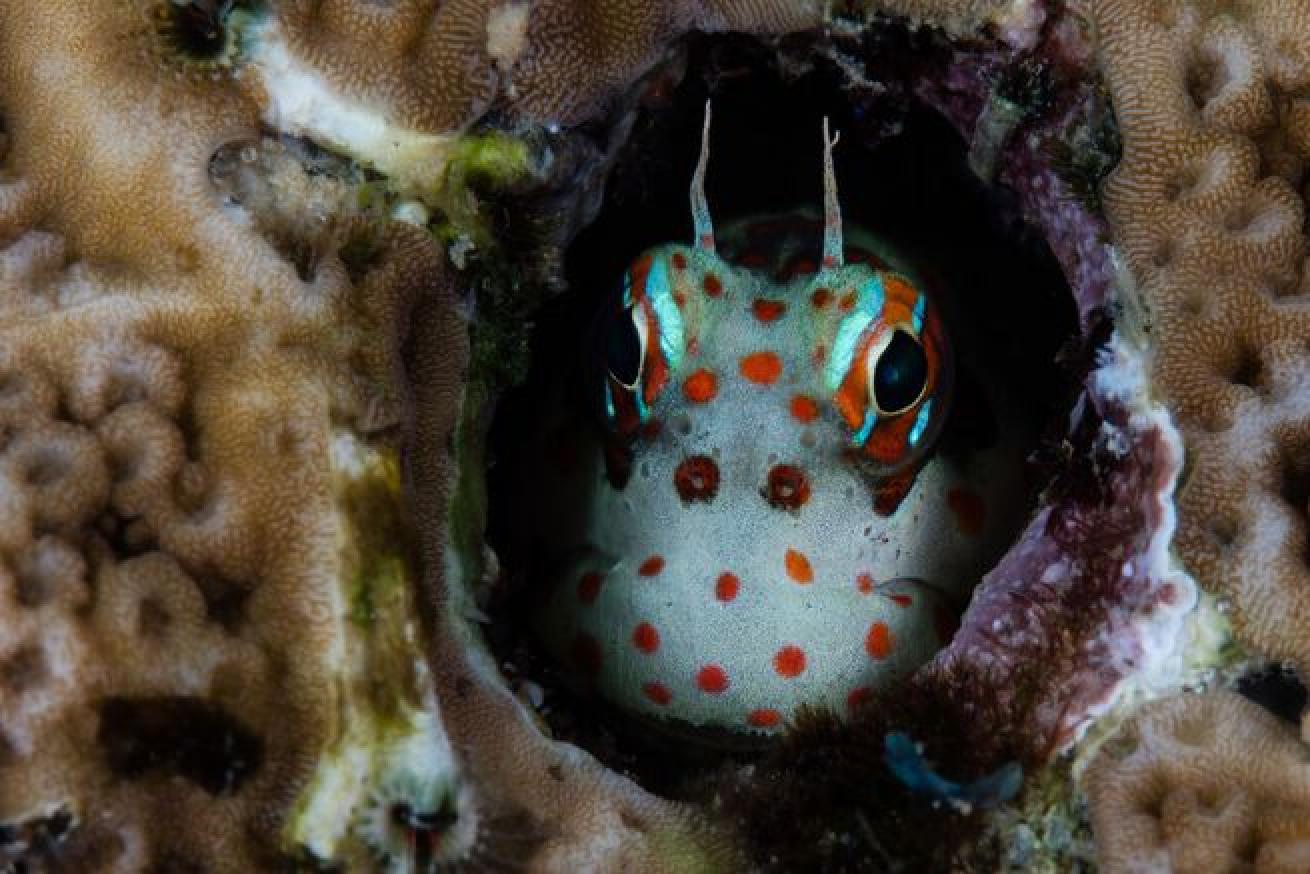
[
  {"xmin": 889, "ymin": 593, "xmax": 914, "ymax": 608},
  {"xmin": 811, "ymin": 344, "xmax": 827, "ymax": 366},
  {"xmin": 687, "ymin": 337, "xmax": 700, "ymax": 356},
  {"xmin": 865, "ymin": 622, "xmax": 893, "ymax": 660},
  {"xmin": 789, "ymin": 257, "xmax": 816, "ymax": 276},
  {"xmin": 577, "ymin": 571, "xmax": 604, "ymax": 604},
  {"xmin": 752, "ymin": 299, "xmax": 787, "ymax": 323},
  {"xmin": 773, "ymin": 645, "xmax": 807, "ymax": 678},
  {"xmin": 703, "ymin": 274, "xmax": 724, "ymax": 297},
  {"xmin": 571, "ymin": 632, "xmax": 602, "ymax": 676},
  {"xmin": 856, "ymin": 573, "xmax": 875, "ymax": 595},
  {"xmin": 847, "ymin": 687, "xmax": 873, "ymax": 712},
  {"xmin": 947, "ymin": 487, "xmax": 987, "ymax": 536},
  {"xmin": 748, "ymin": 708, "xmax": 782, "ymax": 728},
  {"xmin": 715, "ymin": 572, "xmax": 741, "ymax": 602},
  {"xmin": 643, "ymin": 682, "xmax": 672, "ymax": 706},
  {"xmin": 811, "ymin": 288, "xmax": 833, "ymax": 309},
  {"xmin": 839, "ymin": 291, "xmax": 857, "ymax": 312},
  {"xmin": 696, "ymin": 664, "xmax": 730, "ymax": 695},
  {"xmin": 640, "ymin": 418, "xmax": 662, "ymax": 439},
  {"xmin": 633, "ymin": 622, "xmax": 660, "ymax": 654},
  {"xmin": 672, "ymin": 252, "xmax": 688, "ymax": 269},
  {"xmin": 683, "ymin": 369, "xmax": 718, "ymax": 403},
  {"xmin": 674, "ymin": 455, "xmax": 720, "ymax": 504},
  {"xmin": 789, "ymin": 394, "xmax": 820, "ymax": 424},
  {"xmin": 766, "ymin": 464, "xmax": 812, "ymax": 511},
  {"xmin": 740, "ymin": 351, "xmax": 783, "ymax": 385},
  {"xmin": 638, "ymin": 555, "xmax": 665, "ymax": 577},
  {"xmin": 673, "ymin": 291, "xmax": 687, "ymax": 308},
  {"xmin": 785, "ymin": 549, "xmax": 814, "ymax": 584}
]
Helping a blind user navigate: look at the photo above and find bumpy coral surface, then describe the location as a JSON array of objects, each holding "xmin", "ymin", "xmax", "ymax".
[
  {"xmin": 0, "ymin": 0, "xmax": 760, "ymax": 870},
  {"xmin": 1090, "ymin": 0, "xmax": 1310, "ymax": 678},
  {"xmin": 1086, "ymin": 692, "xmax": 1310, "ymax": 873}
]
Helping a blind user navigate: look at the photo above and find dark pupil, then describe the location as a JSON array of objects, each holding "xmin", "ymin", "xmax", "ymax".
[
  {"xmin": 873, "ymin": 330, "xmax": 928, "ymax": 414},
  {"xmin": 607, "ymin": 308, "xmax": 642, "ymax": 386}
]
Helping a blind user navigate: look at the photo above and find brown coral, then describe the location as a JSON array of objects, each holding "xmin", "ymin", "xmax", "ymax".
[
  {"xmin": 1089, "ymin": 0, "xmax": 1310, "ymax": 677},
  {"xmin": 268, "ymin": 0, "xmax": 823, "ymax": 132},
  {"xmin": 1084, "ymin": 692, "xmax": 1310, "ymax": 873},
  {"xmin": 0, "ymin": 0, "xmax": 757, "ymax": 868}
]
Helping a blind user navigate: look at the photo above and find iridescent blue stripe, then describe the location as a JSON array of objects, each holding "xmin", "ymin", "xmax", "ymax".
[
  {"xmin": 646, "ymin": 256, "xmax": 686, "ymax": 372},
  {"xmin": 852, "ymin": 409, "xmax": 878, "ymax": 448},
  {"xmin": 912, "ymin": 292, "xmax": 926, "ymax": 334},
  {"xmin": 909, "ymin": 399, "xmax": 933, "ymax": 446},
  {"xmin": 825, "ymin": 274, "xmax": 886, "ymax": 393}
]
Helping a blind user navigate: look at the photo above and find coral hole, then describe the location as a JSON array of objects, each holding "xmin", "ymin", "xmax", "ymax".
[{"xmin": 482, "ymin": 32, "xmax": 1079, "ymax": 780}]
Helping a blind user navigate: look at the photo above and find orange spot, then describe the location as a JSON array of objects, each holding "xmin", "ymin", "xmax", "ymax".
[
  {"xmin": 672, "ymin": 252, "xmax": 688, "ymax": 270},
  {"xmin": 715, "ymin": 572, "xmax": 741, "ymax": 602},
  {"xmin": 748, "ymin": 708, "xmax": 782, "ymax": 728},
  {"xmin": 638, "ymin": 555, "xmax": 665, "ymax": 577},
  {"xmin": 856, "ymin": 573, "xmax": 875, "ymax": 595},
  {"xmin": 784, "ymin": 549, "xmax": 814, "ymax": 584},
  {"xmin": 643, "ymin": 682, "xmax": 672, "ymax": 705},
  {"xmin": 947, "ymin": 487, "xmax": 987, "ymax": 536},
  {"xmin": 682, "ymin": 369, "xmax": 718, "ymax": 403},
  {"xmin": 865, "ymin": 622, "xmax": 893, "ymax": 660},
  {"xmin": 571, "ymin": 632, "xmax": 602, "ymax": 676},
  {"xmin": 740, "ymin": 351, "xmax": 783, "ymax": 385},
  {"xmin": 790, "ymin": 394, "xmax": 820, "ymax": 424},
  {"xmin": 633, "ymin": 622, "xmax": 660, "ymax": 654},
  {"xmin": 811, "ymin": 288, "xmax": 833, "ymax": 309},
  {"xmin": 839, "ymin": 291, "xmax": 857, "ymax": 312},
  {"xmin": 889, "ymin": 593, "xmax": 914, "ymax": 608},
  {"xmin": 696, "ymin": 664, "xmax": 730, "ymax": 695},
  {"xmin": 577, "ymin": 571, "xmax": 604, "ymax": 604},
  {"xmin": 847, "ymin": 687, "xmax": 873, "ymax": 712},
  {"xmin": 703, "ymin": 274, "xmax": 723, "ymax": 297},
  {"xmin": 773, "ymin": 645, "xmax": 807, "ymax": 678},
  {"xmin": 752, "ymin": 299, "xmax": 787, "ymax": 323}
]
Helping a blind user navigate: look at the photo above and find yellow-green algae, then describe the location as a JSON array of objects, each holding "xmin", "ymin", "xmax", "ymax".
[{"xmin": 285, "ymin": 433, "xmax": 468, "ymax": 869}]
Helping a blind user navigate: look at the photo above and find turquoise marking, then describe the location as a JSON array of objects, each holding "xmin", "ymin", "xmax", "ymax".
[
  {"xmin": 909, "ymin": 399, "xmax": 933, "ymax": 445},
  {"xmin": 825, "ymin": 274, "xmax": 886, "ymax": 393},
  {"xmin": 912, "ymin": 293, "xmax": 926, "ymax": 334},
  {"xmin": 646, "ymin": 256, "xmax": 686, "ymax": 373},
  {"xmin": 853, "ymin": 409, "xmax": 878, "ymax": 447},
  {"xmin": 622, "ymin": 270, "xmax": 633, "ymax": 308},
  {"xmin": 604, "ymin": 379, "xmax": 617, "ymax": 422}
]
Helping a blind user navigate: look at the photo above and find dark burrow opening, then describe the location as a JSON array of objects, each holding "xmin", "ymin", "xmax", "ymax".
[{"xmin": 482, "ymin": 32, "xmax": 1082, "ymax": 795}]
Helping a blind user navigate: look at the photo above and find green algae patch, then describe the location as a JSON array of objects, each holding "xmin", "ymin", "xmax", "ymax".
[{"xmin": 285, "ymin": 433, "xmax": 467, "ymax": 868}]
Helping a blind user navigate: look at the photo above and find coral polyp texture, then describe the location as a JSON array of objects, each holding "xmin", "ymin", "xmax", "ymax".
[
  {"xmin": 1085, "ymin": 692, "xmax": 1310, "ymax": 873},
  {"xmin": 1090, "ymin": 0, "xmax": 1310, "ymax": 676}
]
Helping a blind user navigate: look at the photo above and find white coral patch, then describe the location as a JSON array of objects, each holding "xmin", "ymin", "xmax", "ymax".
[{"xmin": 246, "ymin": 19, "xmax": 455, "ymax": 197}]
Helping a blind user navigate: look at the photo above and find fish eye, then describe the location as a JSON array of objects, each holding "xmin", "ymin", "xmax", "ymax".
[
  {"xmin": 871, "ymin": 330, "xmax": 928, "ymax": 415},
  {"xmin": 606, "ymin": 303, "xmax": 644, "ymax": 389}
]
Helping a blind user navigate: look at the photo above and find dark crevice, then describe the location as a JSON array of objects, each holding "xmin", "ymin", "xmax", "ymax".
[{"xmin": 97, "ymin": 696, "xmax": 263, "ymax": 795}]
